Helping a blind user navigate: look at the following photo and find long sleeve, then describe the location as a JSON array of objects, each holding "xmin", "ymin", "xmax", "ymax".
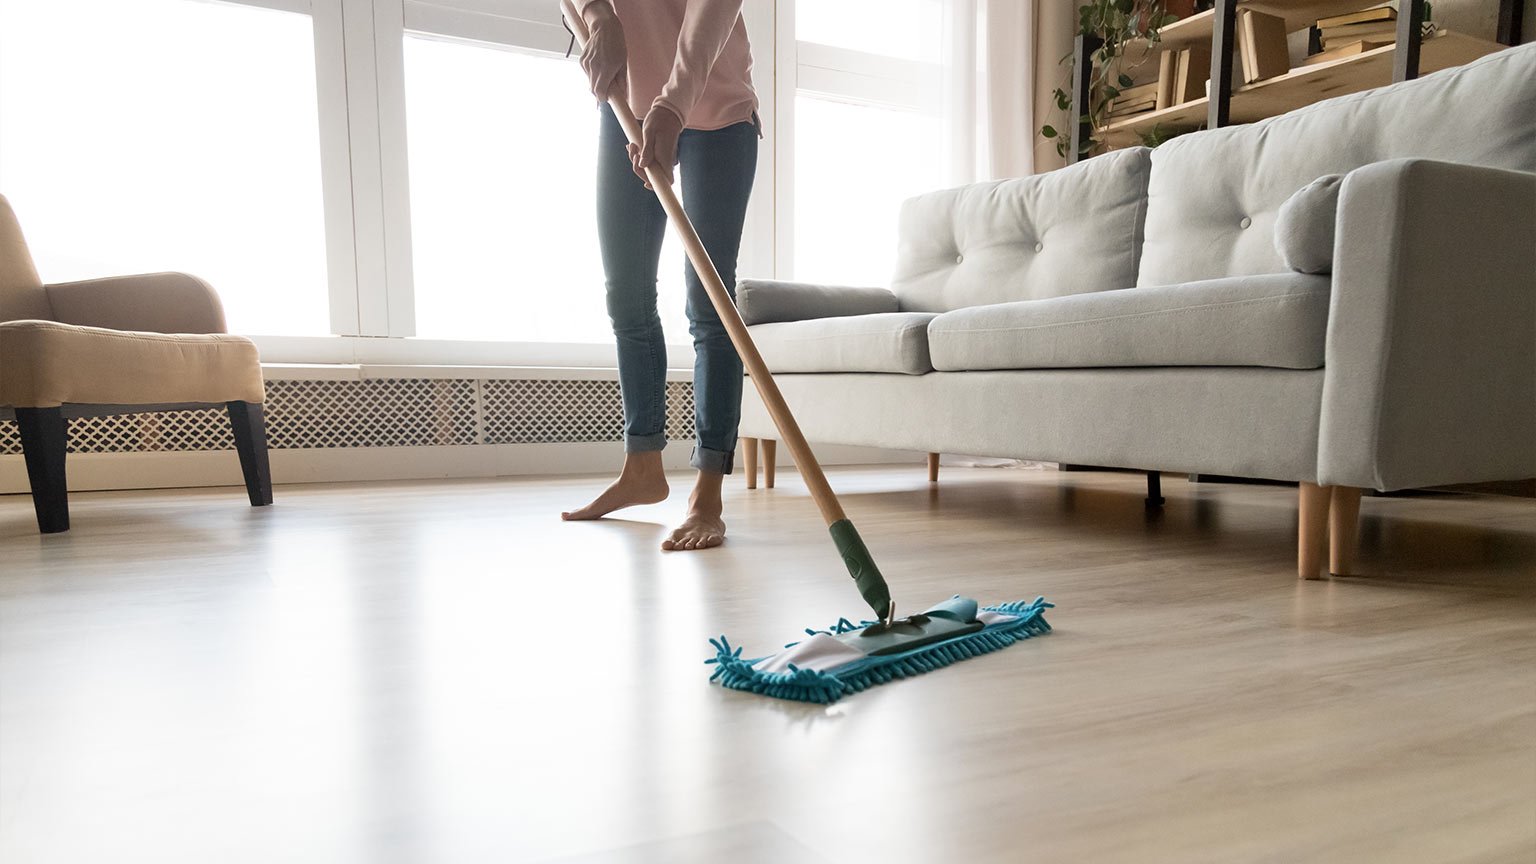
[{"xmin": 653, "ymin": 0, "xmax": 746, "ymax": 125}]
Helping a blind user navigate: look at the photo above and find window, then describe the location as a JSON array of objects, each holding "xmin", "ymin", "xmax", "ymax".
[
  {"xmin": 795, "ymin": 0, "xmax": 943, "ymax": 63},
  {"xmin": 0, "ymin": 0, "xmax": 331, "ymax": 336},
  {"xmin": 0, "ymin": 0, "xmax": 959, "ymax": 363},
  {"xmin": 792, "ymin": 96, "xmax": 943, "ymax": 287},
  {"xmin": 402, "ymin": 34, "xmax": 689, "ymax": 345},
  {"xmin": 786, "ymin": 0, "xmax": 949, "ymax": 287}
]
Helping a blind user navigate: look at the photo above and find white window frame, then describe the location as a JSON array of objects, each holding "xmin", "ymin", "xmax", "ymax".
[
  {"xmin": 274, "ymin": 0, "xmax": 776, "ymax": 367},
  {"xmin": 773, "ymin": 0, "xmax": 944, "ymax": 280},
  {"xmin": 8, "ymin": 0, "xmax": 817, "ymax": 368}
]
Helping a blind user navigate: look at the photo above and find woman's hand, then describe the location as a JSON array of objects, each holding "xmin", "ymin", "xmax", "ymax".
[
  {"xmin": 628, "ymin": 104, "xmax": 683, "ymax": 189},
  {"xmin": 579, "ymin": 2, "xmax": 626, "ymax": 102}
]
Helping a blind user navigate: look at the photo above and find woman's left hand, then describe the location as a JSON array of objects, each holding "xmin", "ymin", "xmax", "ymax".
[{"xmin": 628, "ymin": 105, "xmax": 683, "ymax": 189}]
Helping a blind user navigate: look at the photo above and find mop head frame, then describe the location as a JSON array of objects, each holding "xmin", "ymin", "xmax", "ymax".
[{"xmin": 706, "ymin": 597, "xmax": 1053, "ymax": 704}]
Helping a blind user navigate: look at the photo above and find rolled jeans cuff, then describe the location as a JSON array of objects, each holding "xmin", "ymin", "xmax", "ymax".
[
  {"xmin": 625, "ymin": 432, "xmax": 667, "ymax": 453},
  {"xmin": 691, "ymin": 445, "xmax": 734, "ymax": 475}
]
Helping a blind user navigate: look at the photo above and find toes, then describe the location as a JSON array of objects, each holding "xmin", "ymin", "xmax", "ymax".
[{"xmin": 667, "ymin": 531, "xmax": 723, "ymax": 551}]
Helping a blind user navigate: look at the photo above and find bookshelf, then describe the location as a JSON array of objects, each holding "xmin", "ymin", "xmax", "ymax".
[
  {"xmin": 1097, "ymin": 30, "xmax": 1506, "ymax": 146},
  {"xmin": 1127, "ymin": 0, "xmax": 1407, "ymax": 50},
  {"xmin": 1070, "ymin": 0, "xmax": 1522, "ymax": 160}
]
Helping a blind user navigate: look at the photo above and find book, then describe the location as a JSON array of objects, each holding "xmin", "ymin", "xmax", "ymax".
[
  {"xmin": 1116, "ymin": 82, "xmax": 1159, "ymax": 102},
  {"xmin": 1316, "ymin": 6, "xmax": 1395, "ymax": 29},
  {"xmin": 1321, "ymin": 21, "xmax": 1399, "ymax": 42},
  {"xmin": 1173, "ymin": 45, "xmax": 1211, "ymax": 105},
  {"xmin": 1239, "ymin": 9, "xmax": 1291, "ymax": 83},
  {"xmin": 1155, "ymin": 50, "xmax": 1177, "ymax": 110},
  {"xmin": 1109, "ymin": 81, "xmax": 1158, "ymax": 114},
  {"xmin": 1300, "ymin": 39, "xmax": 1393, "ymax": 66},
  {"xmin": 1107, "ymin": 102, "xmax": 1157, "ymax": 119},
  {"xmin": 1107, "ymin": 106, "xmax": 1156, "ymax": 121},
  {"xmin": 1108, "ymin": 97, "xmax": 1157, "ymax": 112},
  {"xmin": 1239, "ymin": 16, "xmax": 1254, "ymax": 81}
]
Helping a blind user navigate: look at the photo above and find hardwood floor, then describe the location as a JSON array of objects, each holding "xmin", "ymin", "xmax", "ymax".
[{"xmin": 1, "ymin": 467, "xmax": 1533, "ymax": 863}]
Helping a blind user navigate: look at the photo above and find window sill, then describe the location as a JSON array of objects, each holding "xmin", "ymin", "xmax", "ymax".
[
  {"xmin": 251, "ymin": 334, "xmax": 696, "ymax": 373},
  {"xmin": 261, "ymin": 361, "xmax": 692, "ymax": 382}
]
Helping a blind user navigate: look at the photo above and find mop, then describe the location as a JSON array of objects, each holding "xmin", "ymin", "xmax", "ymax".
[{"xmin": 561, "ymin": 1, "xmax": 1052, "ymax": 703}]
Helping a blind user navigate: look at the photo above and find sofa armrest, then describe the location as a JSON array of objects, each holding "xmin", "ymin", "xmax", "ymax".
[
  {"xmin": 44, "ymin": 272, "xmax": 228, "ymax": 334},
  {"xmin": 1319, "ymin": 158, "xmax": 1536, "ymax": 491},
  {"xmin": 736, "ymin": 279, "xmax": 899, "ymax": 326}
]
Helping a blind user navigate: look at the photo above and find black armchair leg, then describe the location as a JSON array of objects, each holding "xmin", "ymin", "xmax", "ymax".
[
  {"xmin": 16, "ymin": 407, "xmax": 70, "ymax": 533},
  {"xmin": 1145, "ymin": 471, "xmax": 1165, "ymax": 509},
  {"xmin": 227, "ymin": 401, "xmax": 273, "ymax": 506}
]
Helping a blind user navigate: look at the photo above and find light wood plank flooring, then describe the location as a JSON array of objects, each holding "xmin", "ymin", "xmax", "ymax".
[{"xmin": 1, "ymin": 467, "xmax": 1533, "ymax": 863}]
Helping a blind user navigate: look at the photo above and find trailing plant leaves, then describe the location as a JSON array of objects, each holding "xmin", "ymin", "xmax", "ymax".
[{"xmin": 1044, "ymin": 0, "xmax": 1175, "ymax": 158}]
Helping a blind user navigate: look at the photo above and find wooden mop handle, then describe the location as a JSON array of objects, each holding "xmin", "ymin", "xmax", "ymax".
[{"xmin": 561, "ymin": 0, "xmax": 847, "ymax": 527}]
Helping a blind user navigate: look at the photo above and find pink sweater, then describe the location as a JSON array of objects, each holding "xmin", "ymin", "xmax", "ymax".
[{"xmin": 573, "ymin": 0, "xmax": 758, "ymax": 131}]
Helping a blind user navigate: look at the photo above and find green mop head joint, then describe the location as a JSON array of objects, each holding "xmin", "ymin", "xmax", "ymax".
[{"xmin": 827, "ymin": 518, "xmax": 892, "ymax": 619}]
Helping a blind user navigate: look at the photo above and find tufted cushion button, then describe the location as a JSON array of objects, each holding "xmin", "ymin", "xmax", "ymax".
[
  {"xmin": 955, "ymin": 253, "xmax": 964, "ymax": 264},
  {"xmin": 1239, "ymin": 216, "xmax": 1252, "ymax": 229},
  {"xmin": 1034, "ymin": 242, "xmax": 1044, "ymax": 252}
]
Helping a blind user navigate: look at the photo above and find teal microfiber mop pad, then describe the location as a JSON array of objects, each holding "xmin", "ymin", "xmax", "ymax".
[{"xmin": 706, "ymin": 596, "xmax": 1053, "ymax": 704}]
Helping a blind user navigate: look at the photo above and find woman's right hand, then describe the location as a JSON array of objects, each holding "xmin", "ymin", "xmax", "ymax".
[{"xmin": 579, "ymin": 2, "xmax": 627, "ymax": 102}]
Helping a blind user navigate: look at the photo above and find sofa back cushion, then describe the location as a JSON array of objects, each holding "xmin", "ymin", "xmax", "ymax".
[
  {"xmin": 890, "ymin": 147, "xmax": 1151, "ymax": 312},
  {"xmin": 1138, "ymin": 42, "xmax": 1536, "ymax": 287}
]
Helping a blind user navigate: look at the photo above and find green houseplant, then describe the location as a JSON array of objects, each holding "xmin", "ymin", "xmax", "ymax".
[{"xmin": 1042, "ymin": 0, "xmax": 1183, "ymax": 159}]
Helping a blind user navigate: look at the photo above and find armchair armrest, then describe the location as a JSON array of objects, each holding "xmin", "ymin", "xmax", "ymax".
[
  {"xmin": 736, "ymin": 279, "xmax": 899, "ymax": 326},
  {"xmin": 1319, "ymin": 158, "xmax": 1536, "ymax": 491},
  {"xmin": 44, "ymin": 272, "xmax": 228, "ymax": 334}
]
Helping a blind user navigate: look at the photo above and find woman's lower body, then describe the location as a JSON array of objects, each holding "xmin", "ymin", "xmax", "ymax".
[{"xmin": 561, "ymin": 106, "xmax": 758, "ymax": 550}]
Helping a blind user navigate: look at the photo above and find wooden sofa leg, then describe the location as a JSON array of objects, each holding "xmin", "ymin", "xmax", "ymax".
[
  {"xmin": 16, "ymin": 407, "xmax": 70, "ymax": 534},
  {"xmin": 743, "ymin": 437, "xmax": 758, "ymax": 489},
  {"xmin": 762, "ymin": 439, "xmax": 777, "ymax": 488},
  {"xmin": 1298, "ymin": 481, "xmax": 1332, "ymax": 580},
  {"xmin": 1329, "ymin": 486, "xmax": 1363, "ymax": 576},
  {"xmin": 928, "ymin": 452, "xmax": 940, "ymax": 483},
  {"xmin": 227, "ymin": 401, "xmax": 273, "ymax": 506}
]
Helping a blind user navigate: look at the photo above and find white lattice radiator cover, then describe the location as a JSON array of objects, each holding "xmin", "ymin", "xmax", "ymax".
[{"xmin": 0, "ymin": 378, "xmax": 697, "ymax": 455}]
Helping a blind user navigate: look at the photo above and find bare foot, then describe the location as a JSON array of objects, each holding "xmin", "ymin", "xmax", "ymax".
[
  {"xmin": 562, "ymin": 453, "xmax": 669, "ymax": 521},
  {"xmin": 662, "ymin": 472, "xmax": 726, "ymax": 551},
  {"xmin": 662, "ymin": 510, "xmax": 727, "ymax": 551}
]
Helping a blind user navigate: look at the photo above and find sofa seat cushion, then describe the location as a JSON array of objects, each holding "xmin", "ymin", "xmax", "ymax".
[
  {"xmin": 749, "ymin": 312, "xmax": 938, "ymax": 374},
  {"xmin": 928, "ymin": 273, "xmax": 1330, "ymax": 372},
  {"xmin": 0, "ymin": 319, "xmax": 266, "ymax": 408}
]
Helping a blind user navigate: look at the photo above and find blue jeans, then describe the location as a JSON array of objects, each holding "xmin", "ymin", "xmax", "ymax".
[{"xmin": 597, "ymin": 105, "xmax": 758, "ymax": 474}]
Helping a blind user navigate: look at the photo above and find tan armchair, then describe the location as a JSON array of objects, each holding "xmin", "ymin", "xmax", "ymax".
[{"xmin": 0, "ymin": 194, "xmax": 271, "ymax": 533}]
